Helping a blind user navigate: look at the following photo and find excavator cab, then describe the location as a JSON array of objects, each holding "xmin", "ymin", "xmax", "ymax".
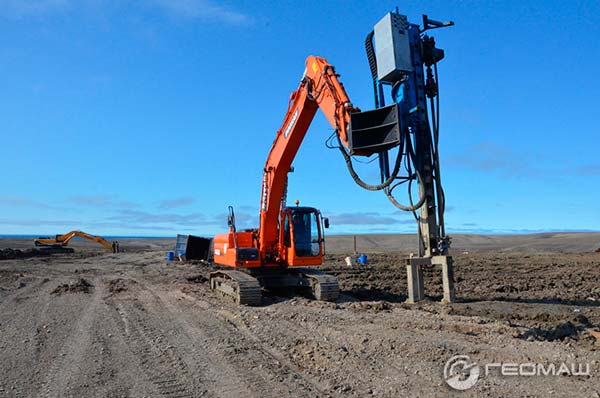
[{"xmin": 280, "ymin": 207, "xmax": 324, "ymax": 266}]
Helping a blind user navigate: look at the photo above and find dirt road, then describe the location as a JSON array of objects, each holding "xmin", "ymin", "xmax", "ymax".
[{"xmin": 0, "ymin": 250, "xmax": 598, "ymax": 397}]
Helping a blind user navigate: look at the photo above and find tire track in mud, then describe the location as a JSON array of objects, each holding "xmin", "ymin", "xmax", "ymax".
[
  {"xmin": 107, "ymin": 286, "xmax": 200, "ymax": 398},
  {"xmin": 158, "ymin": 293, "xmax": 318, "ymax": 398},
  {"xmin": 36, "ymin": 277, "xmax": 103, "ymax": 398},
  {"xmin": 195, "ymin": 294, "xmax": 448, "ymax": 395},
  {"xmin": 110, "ymin": 278, "xmax": 321, "ymax": 398},
  {"xmin": 211, "ymin": 301, "xmax": 380, "ymax": 393},
  {"xmin": 114, "ymin": 303, "xmax": 200, "ymax": 398},
  {"xmin": 163, "ymin": 290, "xmax": 331, "ymax": 397},
  {"xmin": 110, "ymin": 283, "xmax": 244, "ymax": 398},
  {"xmin": 175, "ymin": 280, "xmax": 378, "ymax": 395}
]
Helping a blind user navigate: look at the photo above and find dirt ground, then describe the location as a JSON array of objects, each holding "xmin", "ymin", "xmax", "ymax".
[{"xmin": 0, "ymin": 243, "xmax": 599, "ymax": 397}]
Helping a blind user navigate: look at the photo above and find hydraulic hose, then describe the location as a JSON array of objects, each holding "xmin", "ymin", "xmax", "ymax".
[
  {"xmin": 365, "ymin": 31, "xmax": 381, "ymax": 109},
  {"xmin": 383, "ymin": 131, "xmax": 427, "ymax": 211},
  {"xmin": 336, "ymin": 134, "xmax": 403, "ymax": 191},
  {"xmin": 428, "ymin": 62, "xmax": 446, "ymax": 237},
  {"xmin": 385, "ymin": 179, "xmax": 426, "ymax": 212},
  {"xmin": 364, "ymin": 31, "xmax": 378, "ymax": 80}
]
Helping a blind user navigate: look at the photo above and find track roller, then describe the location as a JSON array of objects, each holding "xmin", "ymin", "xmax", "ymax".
[
  {"xmin": 298, "ymin": 269, "xmax": 340, "ymax": 302},
  {"xmin": 209, "ymin": 270, "xmax": 262, "ymax": 306}
]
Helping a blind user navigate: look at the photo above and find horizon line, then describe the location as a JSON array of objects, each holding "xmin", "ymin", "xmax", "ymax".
[{"xmin": 1, "ymin": 230, "xmax": 599, "ymax": 239}]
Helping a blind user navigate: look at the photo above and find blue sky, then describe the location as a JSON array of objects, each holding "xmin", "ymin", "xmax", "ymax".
[{"xmin": 1, "ymin": 0, "xmax": 599, "ymax": 236}]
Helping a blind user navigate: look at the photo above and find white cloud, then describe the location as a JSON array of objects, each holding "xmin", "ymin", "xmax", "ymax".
[
  {"xmin": 0, "ymin": 218, "xmax": 78, "ymax": 226},
  {"xmin": 69, "ymin": 195, "xmax": 139, "ymax": 209},
  {"xmin": 150, "ymin": 0, "xmax": 250, "ymax": 24},
  {"xmin": 328, "ymin": 212, "xmax": 412, "ymax": 226},
  {"xmin": 0, "ymin": 0, "xmax": 251, "ymax": 24},
  {"xmin": 0, "ymin": 195, "xmax": 63, "ymax": 210},
  {"xmin": 158, "ymin": 196, "xmax": 196, "ymax": 209},
  {"xmin": 108, "ymin": 209, "xmax": 206, "ymax": 226}
]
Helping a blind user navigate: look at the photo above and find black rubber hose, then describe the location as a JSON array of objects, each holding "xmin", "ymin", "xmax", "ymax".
[
  {"xmin": 365, "ymin": 31, "xmax": 382, "ymax": 108},
  {"xmin": 336, "ymin": 134, "xmax": 403, "ymax": 191},
  {"xmin": 384, "ymin": 179, "xmax": 426, "ymax": 212},
  {"xmin": 430, "ymin": 62, "xmax": 446, "ymax": 237},
  {"xmin": 383, "ymin": 132, "xmax": 427, "ymax": 211},
  {"xmin": 365, "ymin": 31, "xmax": 378, "ymax": 80}
]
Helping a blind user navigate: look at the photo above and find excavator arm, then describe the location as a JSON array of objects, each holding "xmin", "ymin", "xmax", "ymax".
[{"xmin": 258, "ymin": 56, "xmax": 361, "ymax": 256}]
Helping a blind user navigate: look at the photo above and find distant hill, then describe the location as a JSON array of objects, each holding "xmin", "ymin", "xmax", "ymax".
[
  {"xmin": 1, "ymin": 232, "xmax": 599, "ymax": 254},
  {"xmin": 325, "ymin": 232, "xmax": 600, "ymax": 254}
]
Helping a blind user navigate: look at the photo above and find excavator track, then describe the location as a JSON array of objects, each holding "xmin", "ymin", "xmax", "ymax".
[
  {"xmin": 38, "ymin": 247, "xmax": 75, "ymax": 254},
  {"xmin": 297, "ymin": 269, "xmax": 340, "ymax": 302},
  {"xmin": 209, "ymin": 270, "xmax": 262, "ymax": 306}
]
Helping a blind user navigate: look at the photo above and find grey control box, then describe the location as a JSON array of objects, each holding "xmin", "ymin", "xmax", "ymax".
[{"xmin": 374, "ymin": 12, "xmax": 413, "ymax": 83}]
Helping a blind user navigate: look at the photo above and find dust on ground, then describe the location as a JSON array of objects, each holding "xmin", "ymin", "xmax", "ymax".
[{"xmin": 0, "ymin": 247, "xmax": 598, "ymax": 397}]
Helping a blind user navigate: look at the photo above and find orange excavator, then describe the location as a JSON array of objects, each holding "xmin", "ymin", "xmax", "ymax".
[
  {"xmin": 211, "ymin": 11, "xmax": 454, "ymax": 305},
  {"xmin": 34, "ymin": 231, "xmax": 117, "ymax": 253},
  {"xmin": 211, "ymin": 56, "xmax": 358, "ymax": 304}
]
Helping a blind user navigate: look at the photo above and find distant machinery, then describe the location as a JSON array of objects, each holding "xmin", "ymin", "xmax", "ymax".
[{"xmin": 34, "ymin": 231, "xmax": 118, "ymax": 253}]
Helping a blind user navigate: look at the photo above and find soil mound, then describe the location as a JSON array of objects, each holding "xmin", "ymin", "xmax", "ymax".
[{"xmin": 51, "ymin": 278, "xmax": 93, "ymax": 295}]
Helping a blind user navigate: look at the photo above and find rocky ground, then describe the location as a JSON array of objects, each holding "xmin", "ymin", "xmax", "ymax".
[{"xmin": 0, "ymin": 246, "xmax": 598, "ymax": 397}]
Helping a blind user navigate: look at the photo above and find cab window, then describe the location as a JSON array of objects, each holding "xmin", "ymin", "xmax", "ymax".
[
  {"xmin": 283, "ymin": 214, "xmax": 291, "ymax": 247},
  {"xmin": 292, "ymin": 211, "xmax": 320, "ymax": 257}
]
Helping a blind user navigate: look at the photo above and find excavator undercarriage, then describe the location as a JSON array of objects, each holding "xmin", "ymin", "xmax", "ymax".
[{"xmin": 210, "ymin": 267, "xmax": 339, "ymax": 306}]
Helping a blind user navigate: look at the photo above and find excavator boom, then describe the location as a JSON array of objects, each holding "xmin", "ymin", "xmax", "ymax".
[{"xmin": 259, "ymin": 56, "xmax": 359, "ymax": 258}]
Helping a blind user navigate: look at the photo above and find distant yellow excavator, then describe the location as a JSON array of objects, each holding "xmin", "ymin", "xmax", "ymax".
[{"xmin": 34, "ymin": 231, "xmax": 118, "ymax": 253}]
